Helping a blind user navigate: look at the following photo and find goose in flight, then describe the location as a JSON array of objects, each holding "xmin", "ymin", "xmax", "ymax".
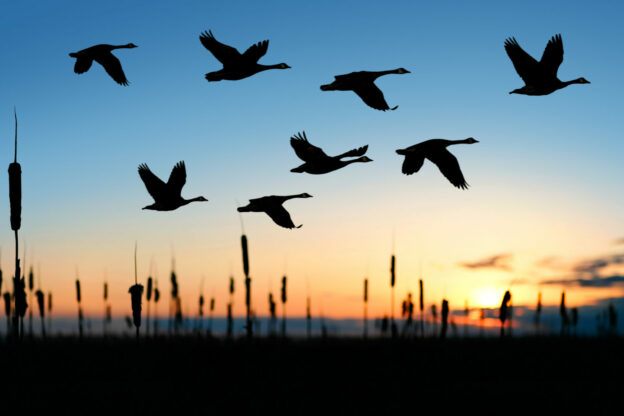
[
  {"xmin": 69, "ymin": 43, "xmax": 137, "ymax": 85},
  {"xmin": 396, "ymin": 138, "xmax": 478, "ymax": 189},
  {"xmin": 320, "ymin": 68, "xmax": 410, "ymax": 111},
  {"xmin": 199, "ymin": 30, "xmax": 290, "ymax": 81},
  {"xmin": 290, "ymin": 131, "xmax": 372, "ymax": 174},
  {"xmin": 504, "ymin": 34, "xmax": 589, "ymax": 95},
  {"xmin": 237, "ymin": 193, "xmax": 312, "ymax": 229},
  {"xmin": 138, "ymin": 161, "xmax": 208, "ymax": 211}
]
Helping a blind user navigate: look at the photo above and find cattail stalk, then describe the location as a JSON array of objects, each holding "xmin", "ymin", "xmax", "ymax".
[
  {"xmin": 560, "ymin": 291, "xmax": 568, "ymax": 337},
  {"xmin": 363, "ymin": 278, "xmax": 368, "ymax": 339},
  {"xmin": 281, "ymin": 276, "xmax": 287, "ymax": 337},
  {"xmin": 306, "ymin": 296, "xmax": 311, "ymax": 339},
  {"xmin": 419, "ymin": 279, "xmax": 424, "ymax": 337},
  {"xmin": 9, "ymin": 108, "xmax": 24, "ymax": 340},
  {"xmin": 3, "ymin": 292, "xmax": 10, "ymax": 334},
  {"xmin": 103, "ymin": 281, "xmax": 108, "ymax": 336},
  {"xmin": 227, "ymin": 277, "xmax": 234, "ymax": 338},
  {"xmin": 153, "ymin": 281, "xmax": 160, "ymax": 336},
  {"xmin": 499, "ymin": 290, "xmax": 511, "ymax": 338},
  {"xmin": 440, "ymin": 299, "xmax": 449, "ymax": 339},
  {"xmin": 208, "ymin": 297, "xmax": 215, "ymax": 335},
  {"xmin": 198, "ymin": 294, "xmax": 205, "ymax": 332},
  {"xmin": 241, "ymin": 234, "xmax": 251, "ymax": 339},
  {"xmin": 535, "ymin": 292, "xmax": 542, "ymax": 335},
  {"xmin": 36, "ymin": 289, "xmax": 45, "ymax": 338},
  {"xmin": 76, "ymin": 277, "xmax": 83, "ymax": 338},
  {"xmin": 146, "ymin": 276, "xmax": 152, "ymax": 336},
  {"xmin": 47, "ymin": 292, "xmax": 52, "ymax": 334},
  {"xmin": 28, "ymin": 266, "xmax": 33, "ymax": 337},
  {"xmin": 268, "ymin": 292, "xmax": 276, "ymax": 336},
  {"xmin": 129, "ymin": 243, "xmax": 144, "ymax": 340}
]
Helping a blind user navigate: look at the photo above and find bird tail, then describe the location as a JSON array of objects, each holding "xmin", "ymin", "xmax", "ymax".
[
  {"xmin": 69, "ymin": 52, "xmax": 78, "ymax": 58},
  {"xmin": 396, "ymin": 149, "xmax": 408, "ymax": 155},
  {"xmin": 290, "ymin": 165, "xmax": 305, "ymax": 173},
  {"xmin": 389, "ymin": 105, "xmax": 399, "ymax": 111},
  {"xmin": 237, "ymin": 206, "xmax": 251, "ymax": 212}
]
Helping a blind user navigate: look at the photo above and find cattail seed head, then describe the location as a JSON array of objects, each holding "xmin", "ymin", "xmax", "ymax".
[
  {"xmin": 281, "ymin": 276, "xmax": 287, "ymax": 304},
  {"xmin": 8, "ymin": 162, "xmax": 21, "ymax": 231},
  {"xmin": 75, "ymin": 279, "xmax": 81, "ymax": 303},
  {"xmin": 241, "ymin": 235, "xmax": 249, "ymax": 277},
  {"xmin": 170, "ymin": 272, "xmax": 178, "ymax": 299},
  {"xmin": 146, "ymin": 277, "xmax": 153, "ymax": 301},
  {"xmin": 537, "ymin": 292, "xmax": 542, "ymax": 313},
  {"xmin": 431, "ymin": 304, "xmax": 437, "ymax": 319},
  {"xmin": 229, "ymin": 277, "xmax": 234, "ymax": 295},
  {"xmin": 154, "ymin": 287, "xmax": 160, "ymax": 303},
  {"xmin": 210, "ymin": 297, "xmax": 215, "ymax": 312},
  {"xmin": 499, "ymin": 290, "xmax": 511, "ymax": 325},
  {"xmin": 15, "ymin": 277, "xmax": 27, "ymax": 317},
  {"xmin": 419, "ymin": 279, "xmax": 424, "ymax": 312},
  {"xmin": 103, "ymin": 282, "xmax": 108, "ymax": 301},
  {"xmin": 129, "ymin": 284, "xmax": 144, "ymax": 328},
  {"xmin": 36, "ymin": 289, "xmax": 44, "ymax": 318},
  {"xmin": 390, "ymin": 255, "xmax": 396, "ymax": 287},
  {"xmin": 363, "ymin": 279, "xmax": 368, "ymax": 303},
  {"xmin": 28, "ymin": 267, "xmax": 34, "ymax": 291},
  {"xmin": 199, "ymin": 295, "xmax": 204, "ymax": 316},
  {"xmin": 47, "ymin": 292, "xmax": 52, "ymax": 312},
  {"xmin": 106, "ymin": 305, "xmax": 112, "ymax": 323},
  {"xmin": 3, "ymin": 292, "xmax": 10, "ymax": 317}
]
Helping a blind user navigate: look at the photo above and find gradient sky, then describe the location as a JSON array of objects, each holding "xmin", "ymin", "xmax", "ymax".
[{"xmin": 1, "ymin": 0, "xmax": 623, "ymax": 320}]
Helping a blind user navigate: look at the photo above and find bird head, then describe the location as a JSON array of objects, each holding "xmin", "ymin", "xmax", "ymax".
[
  {"xmin": 359, "ymin": 156, "xmax": 374, "ymax": 162},
  {"xmin": 278, "ymin": 63, "xmax": 291, "ymax": 69},
  {"xmin": 68, "ymin": 52, "xmax": 78, "ymax": 58},
  {"xmin": 194, "ymin": 196, "xmax": 208, "ymax": 202},
  {"xmin": 125, "ymin": 43, "xmax": 138, "ymax": 48},
  {"xmin": 320, "ymin": 83, "xmax": 335, "ymax": 91},
  {"xmin": 299, "ymin": 193, "xmax": 313, "ymax": 198},
  {"xmin": 576, "ymin": 77, "xmax": 590, "ymax": 84},
  {"xmin": 395, "ymin": 68, "xmax": 410, "ymax": 74},
  {"xmin": 465, "ymin": 138, "xmax": 479, "ymax": 144}
]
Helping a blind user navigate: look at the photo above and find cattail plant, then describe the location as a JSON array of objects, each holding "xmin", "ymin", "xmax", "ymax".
[
  {"xmin": 306, "ymin": 296, "xmax": 311, "ymax": 339},
  {"xmin": 198, "ymin": 294, "xmax": 204, "ymax": 333},
  {"xmin": 170, "ymin": 267, "xmax": 178, "ymax": 334},
  {"xmin": 208, "ymin": 297, "xmax": 215, "ymax": 335},
  {"xmin": 479, "ymin": 308, "xmax": 485, "ymax": 337},
  {"xmin": 440, "ymin": 299, "xmax": 449, "ymax": 339},
  {"xmin": 389, "ymin": 254, "xmax": 396, "ymax": 331},
  {"xmin": 363, "ymin": 278, "xmax": 368, "ymax": 339},
  {"xmin": 241, "ymin": 234, "xmax": 252, "ymax": 339},
  {"xmin": 35, "ymin": 289, "xmax": 45, "ymax": 338},
  {"xmin": 560, "ymin": 291, "xmax": 568, "ymax": 336},
  {"xmin": 3, "ymin": 292, "xmax": 10, "ymax": 334},
  {"xmin": 28, "ymin": 265, "xmax": 33, "ymax": 336},
  {"xmin": 419, "ymin": 279, "xmax": 424, "ymax": 337},
  {"xmin": 281, "ymin": 276, "xmax": 287, "ymax": 337},
  {"xmin": 76, "ymin": 277, "xmax": 83, "ymax": 338},
  {"xmin": 499, "ymin": 290, "xmax": 511, "ymax": 338},
  {"xmin": 146, "ymin": 276, "xmax": 152, "ymax": 336},
  {"xmin": 47, "ymin": 292, "xmax": 52, "ymax": 334},
  {"xmin": 268, "ymin": 292, "xmax": 276, "ymax": 336},
  {"xmin": 227, "ymin": 277, "xmax": 234, "ymax": 338},
  {"xmin": 129, "ymin": 244, "xmax": 144, "ymax": 340},
  {"xmin": 9, "ymin": 108, "xmax": 25, "ymax": 340},
  {"xmin": 153, "ymin": 281, "xmax": 160, "ymax": 336},
  {"xmin": 103, "ymin": 281, "xmax": 108, "ymax": 336},
  {"xmin": 535, "ymin": 292, "xmax": 542, "ymax": 335}
]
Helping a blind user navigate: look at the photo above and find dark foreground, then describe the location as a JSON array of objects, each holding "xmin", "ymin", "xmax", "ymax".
[{"xmin": 1, "ymin": 336, "xmax": 623, "ymax": 413}]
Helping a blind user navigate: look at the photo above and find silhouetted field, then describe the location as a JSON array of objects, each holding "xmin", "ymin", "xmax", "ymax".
[{"xmin": 1, "ymin": 337, "xmax": 622, "ymax": 413}]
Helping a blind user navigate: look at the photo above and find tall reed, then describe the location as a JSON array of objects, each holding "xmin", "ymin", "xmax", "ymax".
[
  {"xmin": 389, "ymin": 254, "xmax": 396, "ymax": 331},
  {"xmin": 440, "ymin": 299, "xmax": 449, "ymax": 339},
  {"xmin": 431, "ymin": 304, "xmax": 437, "ymax": 337},
  {"xmin": 306, "ymin": 296, "xmax": 311, "ymax": 339},
  {"xmin": 560, "ymin": 291, "xmax": 568, "ymax": 336},
  {"xmin": 208, "ymin": 297, "xmax": 215, "ymax": 335},
  {"xmin": 281, "ymin": 276, "xmax": 287, "ymax": 337},
  {"xmin": 47, "ymin": 292, "xmax": 52, "ymax": 334},
  {"xmin": 75, "ymin": 278, "xmax": 83, "ymax": 338},
  {"xmin": 103, "ymin": 281, "xmax": 108, "ymax": 336},
  {"xmin": 3, "ymin": 292, "xmax": 10, "ymax": 334},
  {"xmin": 129, "ymin": 243, "xmax": 144, "ymax": 340},
  {"xmin": 9, "ymin": 108, "xmax": 24, "ymax": 340},
  {"xmin": 146, "ymin": 276, "xmax": 152, "ymax": 336},
  {"xmin": 198, "ymin": 294, "xmax": 204, "ymax": 332},
  {"xmin": 35, "ymin": 289, "xmax": 45, "ymax": 338},
  {"xmin": 419, "ymin": 279, "xmax": 424, "ymax": 337},
  {"xmin": 499, "ymin": 290, "xmax": 511, "ymax": 338},
  {"xmin": 28, "ymin": 266, "xmax": 33, "ymax": 336},
  {"xmin": 534, "ymin": 292, "xmax": 542, "ymax": 335},
  {"xmin": 571, "ymin": 307, "xmax": 578, "ymax": 336},
  {"xmin": 363, "ymin": 278, "xmax": 368, "ymax": 339},
  {"xmin": 268, "ymin": 292, "xmax": 276, "ymax": 336},
  {"xmin": 153, "ymin": 281, "xmax": 160, "ymax": 336},
  {"xmin": 241, "ymin": 234, "xmax": 251, "ymax": 338},
  {"xmin": 227, "ymin": 277, "xmax": 234, "ymax": 338}
]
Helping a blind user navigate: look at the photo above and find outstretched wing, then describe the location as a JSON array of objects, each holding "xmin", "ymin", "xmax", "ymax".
[
  {"xmin": 352, "ymin": 83, "xmax": 396, "ymax": 111},
  {"xmin": 540, "ymin": 34, "xmax": 564, "ymax": 78},
  {"xmin": 138, "ymin": 164, "xmax": 167, "ymax": 201},
  {"xmin": 504, "ymin": 37, "xmax": 539, "ymax": 85},
  {"xmin": 242, "ymin": 39, "xmax": 269, "ymax": 63},
  {"xmin": 335, "ymin": 144, "xmax": 368, "ymax": 159},
  {"xmin": 290, "ymin": 132, "xmax": 328, "ymax": 162},
  {"xmin": 167, "ymin": 161, "xmax": 187, "ymax": 196},
  {"xmin": 199, "ymin": 30, "xmax": 242, "ymax": 65},
  {"xmin": 401, "ymin": 153, "xmax": 426, "ymax": 175},
  {"xmin": 94, "ymin": 53, "xmax": 129, "ymax": 85},
  {"xmin": 427, "ymin": 150, "xmax": 468, "ymax": 189},
  {"xmin": 265, "ymin": 205, "xmax": 301, "ymax": 229},
  {"xmin": 74, "ymin": 57, "xmax": 93, "ymax": 74}
]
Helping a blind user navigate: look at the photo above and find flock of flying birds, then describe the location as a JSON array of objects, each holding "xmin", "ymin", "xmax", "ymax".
[{"xmin": 69, "ymin": 31, "xmax": 590, "ymax": 229}]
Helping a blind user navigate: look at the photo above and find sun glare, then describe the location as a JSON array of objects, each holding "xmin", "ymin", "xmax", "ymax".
[{"xmin": 473, "ymin": 287, "xmax": 501, "ymax": 308}]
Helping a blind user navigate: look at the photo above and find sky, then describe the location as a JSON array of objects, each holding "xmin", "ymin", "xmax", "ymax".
[{"xmin": 0, "ymin": 0, "xmax": 623, "ymax": 324}]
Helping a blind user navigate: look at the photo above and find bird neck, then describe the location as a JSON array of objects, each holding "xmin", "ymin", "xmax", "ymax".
[
  {"xmin": 448, "ymin": 138, "xmax": 473, "ymax": 145},
  {"xmin": 113, "ymin": 43, "xmax": 135, "ymax": 50},
  {"xmin": 345, "ymin": 157, "xmax": 368, "ymax": 165},
  {"xmin": 257, "ymin": 63, "xmax": 285, "ymax": 71},
  {"xmin": 183, "ymin": 196, "xmax": 205, "ymax": 204},
  {"xmin": 561, "ymin": 78, "xmax": 585, "ymax": 87},
  {"xmin": 374, "ymin": 68, "xmax": 402, "ymax": 78}
]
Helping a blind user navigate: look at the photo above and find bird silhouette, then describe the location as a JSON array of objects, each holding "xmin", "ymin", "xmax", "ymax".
[
  {"xmin": 320, "ymin": 68, "xmax": 410, "ymax": 111},
  {"xmin": 504, "ymin": 34, "xmax": 589, "ymax": 95},
  {"xmin": 69, "ymin": 43, "xmax": 137, "ymax": 85},
  {"xmin": 396, "ymin": 138, "xmax": 478, "ymax": 189},
  {"xmin": 138, "ymin": 161, "xmax": 208, "ymax": 211},
  {"xmin": 289, "ymin": 131, "xmax": 372, "ymax": 174},
  {"xmin": 237, "ymin": 193, "xmax": 312, "ymax": 229},
  {"xmin": 199, "ymin": 30, "xmax": 290, "ymax": 81}
]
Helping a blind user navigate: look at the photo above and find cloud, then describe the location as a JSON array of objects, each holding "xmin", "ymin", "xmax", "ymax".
[
  {"xmin": 542, "ymin": 275, "xmax": 624, "ymax": 288},
  {"xmin": 460, "ymin": 253, "xmax": 512, "ymax": 271},
  {"xmin": 572, "ymin": 254, "xmax": 624, "ymax": 274},
  {"xmin": 613, "ymin": 238, "xmax": 624, "ymax": 246}
]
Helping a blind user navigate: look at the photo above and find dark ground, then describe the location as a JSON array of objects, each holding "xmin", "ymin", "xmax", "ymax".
[{"xmin": 1, "ymin": 336, "xmax": 622, "ymax": 414}]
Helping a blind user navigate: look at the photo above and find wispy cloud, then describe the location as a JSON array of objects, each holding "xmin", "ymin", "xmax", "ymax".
[
  {"xmin": 540, "ymin": 253, "xmax": 624, "ymax": 288},
  {"xmin": 460, "ymin": 253, "xmax": 512, "ymax": 271},
  {"xmin": 542, "ymin": 275, "xmax": 624, "ymax": 288},
  {"xmin": 572, "ymin": 254, "xmax": 624, "ymax": 274},
  {"xmin": 613, "ymin": 238, "xmax": 624, "ymax": 246}
]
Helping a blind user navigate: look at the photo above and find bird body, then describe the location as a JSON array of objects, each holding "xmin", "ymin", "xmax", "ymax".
[
  {"xmin": 396, "ymin": 138, "xmax": 478, "ymax": 189},
  {"xmin": 138, "ymin": 161, "xmax": 207, "ymax": 211},
  {"xmin": 69, "ymin": 43, "xmax": 137, "ymax": 85},
  {"xmin": 320, "ymin": 68, "xmax": 409, "ymax": 111},
  {"xmin": 289, "ymin": 131, "xmax": 372, "ymax": 174},
  {"xmin": 200, "ymin": 30, "xmax": 290, "ymax": 81},
  {"xmin": 504, "ymin": 34, "xmax": 589, "ymax": 95},
  {"xmin": 237, "ymin": 193, "xmax": 312, "ymax": 229}
]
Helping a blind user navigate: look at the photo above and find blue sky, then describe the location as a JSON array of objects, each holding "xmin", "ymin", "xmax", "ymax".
[{"xmin": 0, "ymin": 1, "xmax": 623, "ymax": 317}]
